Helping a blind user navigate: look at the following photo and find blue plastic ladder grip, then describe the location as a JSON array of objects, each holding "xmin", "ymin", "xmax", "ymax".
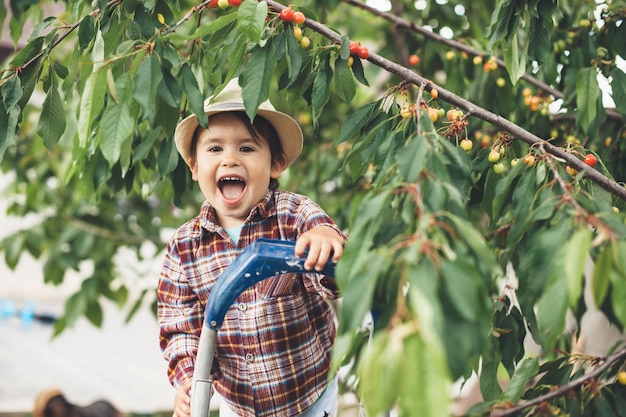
[{"xmin": 203, "ymin": 238, "xmax": 336, "ymax": 330}]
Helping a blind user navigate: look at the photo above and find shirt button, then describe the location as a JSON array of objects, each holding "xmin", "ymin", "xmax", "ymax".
[
  {"xmin": 238, "ymin": 302, "xmax": 247, "ymax": 311},
  {"xmin": 245, "ymin": 353, "xmax": 254, "ymax": 362},
  {"xmin": 321, "ymin": 278, "xmax": 328, "ymax": 286}
]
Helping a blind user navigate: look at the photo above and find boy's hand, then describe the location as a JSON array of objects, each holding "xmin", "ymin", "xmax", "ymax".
[
  {"xmin": 295, "ymin": 226, "xmax": 345, "ymax": 272},
  {"xmin": 173, "ymin": 380, "xmax": 192, "ymax": 417}
]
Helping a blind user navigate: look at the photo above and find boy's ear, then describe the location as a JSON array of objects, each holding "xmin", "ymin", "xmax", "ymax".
[
  {"xmin": 190, "ymin": 157, "xmax": 199, "ymax": 181},
  {"xmin": 270, "ymin": 153, "xmax": 289, "ymax": 178}
]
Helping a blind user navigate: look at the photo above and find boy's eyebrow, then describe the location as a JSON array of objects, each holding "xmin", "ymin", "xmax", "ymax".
[{"xmin": 198, "ymin": 135, "xmax": 259, "ymax": 144}]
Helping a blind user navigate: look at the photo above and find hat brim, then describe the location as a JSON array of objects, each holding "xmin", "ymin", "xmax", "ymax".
[{"xmin": 174, "ymin": 104, "xmax": 303, "ymax": 168}]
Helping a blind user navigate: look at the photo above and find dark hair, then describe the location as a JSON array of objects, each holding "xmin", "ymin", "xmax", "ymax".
[{"xmin": 190, "ymin": 111, "xmax": 285, "ymax": 189}]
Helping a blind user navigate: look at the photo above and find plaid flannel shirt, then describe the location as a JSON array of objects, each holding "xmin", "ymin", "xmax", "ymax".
[{"xmin": 157, "ymin": 189, "xmax": 346, "ymax": 417}]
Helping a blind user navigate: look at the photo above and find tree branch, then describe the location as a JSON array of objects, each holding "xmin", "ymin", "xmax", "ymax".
[
  {"xmin": 491, "ymin": 346, "xmax": 626, "ymax": 417},
  {"xmin": 264, "ymin": 0, "xmax": 626, "ymax": 201},
  {"xmin": 339, "ymin": 0, "xmax": 624, "ymax": 123}
]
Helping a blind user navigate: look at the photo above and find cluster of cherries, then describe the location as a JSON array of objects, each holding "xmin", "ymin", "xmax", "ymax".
[
  {"xmin": 278, "ymin": 6, "xmax": 370, "ymax": 59},
  {"xmin": 278, "ymin": 6, "xmax": 311, "ymax": 48}
]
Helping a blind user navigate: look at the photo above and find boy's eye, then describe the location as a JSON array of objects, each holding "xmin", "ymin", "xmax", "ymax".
[
  {"xmin": 240, "ymin": 146, "xmax": 254, "ymax": 153},
  {"xmin": 208, "ymin": 146, "xmax": 222, "ymax": 152}
]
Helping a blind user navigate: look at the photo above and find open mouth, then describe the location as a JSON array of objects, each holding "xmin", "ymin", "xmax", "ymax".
[{"xmin": 219, "ymin": 176, "xmax": 246, "ymax": 200}]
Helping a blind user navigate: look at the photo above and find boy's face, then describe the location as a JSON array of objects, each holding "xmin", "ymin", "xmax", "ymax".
[{"xmin": 190, "ymin": 112, "xmax": 286, "ymax": 228}]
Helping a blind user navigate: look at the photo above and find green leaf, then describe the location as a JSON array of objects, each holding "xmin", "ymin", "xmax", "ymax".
[
  {"xmin": 502, "ymin": 33, "xmax": 527, "ymax": 84},
  {"xmin": 125, "ymin": 19, "xmax": 142, "ymax": 41},
  {"xmin": 284, "ymin": 31, "xmax": 303, "ymax": 85},
  {"xmin": 401, "ymin": 287, "xmax": 452, "ymax": 416},
  {"xmin": 99, "ymin": 101, "xmax": 134, "ymax": 166},
  {"xmin": 536, "ymin": 262, "xmax": 568, "ymax": 350},
  {"xmin": 359, "ymin": 331, "xmax": 400, "ymax": 417},
  {"xmin": 503, "ymin": 357, "xmax": 540, "ymax": 403},
  {"xmin": 180, "ymin": 63, "xmax": 208, "ymax": 128},
  {"xmin": 0, "ymin": 100, "xmax": 20, "ymax": 160},
  {"xmin": 350, "ymin": 53, "xmax": 368, "ymax": 86},
  {"xmin": 86, "ymin": 299, "xmax": 103, "ymax": 327},
  {"xmin": 77, "ymin": 14, "xmax": 95, "ymax": 50},
  {"xmin": 134, "ymin": 128, "xmax": 160, "ymax": 162},
  {"xmin": 335, "ymin": 101, "xmax": 378, "ymax": 145},
  {"xmin": 397, "ymin": 132, "xmax": 427, "ymax": 182},
  {"xmin": 176, "ymin": 12, "xmax": 237, "ymax": 40},
  {"xmin": 237, "ymin": 0, "xmax": 267, "ymax": 45},
  {"xmin": 157, "ymin": 137, "xmax": 179, "ymax": 177},
  {"xmin": 563, "ymin": 228, "xmax": 592, "ymax": 311},
  {"xmin": 342, "ymin": 250, "xmax": 390, "ymax": 331},
  {"xmin": 92, "ymin": 29, "xmax": 105, "ymax": 71},
  {"xmin": 37, "ymin": 80, "xmax": 67, "ymax": 149},
  {"xmin": 492, "ymin": 164, "xmax": 521, "ymax": 218},
  {"xmin": 3, "ymin": 232, "xmax": 25, "ymax": 269},
  {"xmin": 9, "ymin": 10, "xmax": 27, "ymax": 47},
  {"xmin": 9, "ymin": 0, "xmax": 38, "ymax": 18},
  {"xmin": 133, "ymin": 3, "xmax": 155, "ymax": 39},
  {"xmin": 53, "ymin": 62, "xmax": 69, "ymax": 79},
  {"xmin": 487, "ymin": 0, "xmax": 517, "ymax": 49},
  {"xmin": 2, "ymin": 76, "xmax": 23, "ymax": 109},
  {"xmin": 241, "ymin": 46, "xmax": 276, "ymax": 120},
  {"xmin": 480, "ymin": 337, "xmax": 503, "ymax": 401},
  {"xmin": 133, "ymin": 53, "xmax": 161, "ymax": 123},
  {"xmin": 528, "ymin": 16, "xmax": 550, "ymax": 63},
  {"xmin": 399, "ymin": 332, "xmax": 451, "ymax": 417},
  {"xmin": 64, "ymin": 291, "xmax": 87, "ymax": 327},
  {"xmin": 77, "ymin": 70, "xmax": 107, "ymax": 147},
  {"xmin": 445, "ymin": 213, "xmax": 498, "ymax": 270},
  {"xmin": 611, "ymin": 268, "xmax": 626, "ymax": 328},
  {"xmin": 496, "ymin": 304, "xmax": 526, "ymax": 377},
  {"xmin": 592, "ymin": 245, "xmax": 613, "ymax": 308},
  {"xmin": 576, "ymin": 67, "xmax": 601, "ymax": 134},
  {"xmin": 333, "ymin": 60, "xmax": 356, "ymax": 104},
  {"xmin": 339, "ymin": 35, "xmax": 350, "ymax": 59},
  {"xmin": 441, "ymin": 259, "xmax": 485, "ymax": 322},
  {"xmin": 158, "ymin": 65, "xmax": 183, "ymax": 108},
  {"xmin": 611, "ymin": 67, "xmax": 626, "ymax": 116},
  {"xmin": 311, "ymin": 55, "xmax": 331, "ymax": 111}
]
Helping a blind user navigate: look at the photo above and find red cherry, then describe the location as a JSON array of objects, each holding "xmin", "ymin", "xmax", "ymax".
[
  {"xmin": 208, "ymin": 0, "xmax": 219, "ymax": 7},
  {"xmin": 279, "ymin": 7, "xmax": 294, "ymax": 21},
  {"xmin": 583, "ymin": 153, "xmax": 598, "ymax": 167},
  {"xmin": 357, "ymin": 45, "xmax": 369, "ymax": 59},
  {"xmin": 292, "ymin": 11, "xmax": 305, "ymax": 24},
  {"xmin": 349, "ymin": 41, "xmax": 360, "ymax": 55},
  {"xmin": 228, "ymin": 0, "xmax": 241, "ymax": 5}
]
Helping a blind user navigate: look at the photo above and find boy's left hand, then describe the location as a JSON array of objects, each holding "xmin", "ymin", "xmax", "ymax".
[{"xmin": 295, "ymin": 226, "xmax": 345, "ymax": 272}]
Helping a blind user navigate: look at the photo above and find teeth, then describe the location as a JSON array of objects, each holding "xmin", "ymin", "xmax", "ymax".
[{"xmin": 221, "ymin": 177, "xmax": 242, "ymax": 182}]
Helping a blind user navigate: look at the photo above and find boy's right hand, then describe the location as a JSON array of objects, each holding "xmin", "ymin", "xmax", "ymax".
[{"xmin": 173, "ymin": 380, "xmax": 192, "ymax": 417}]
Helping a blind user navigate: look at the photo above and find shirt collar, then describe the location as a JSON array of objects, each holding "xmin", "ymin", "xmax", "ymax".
[{"xmin": 198, "ymin": 189, "xmax": 276, "ymax": 232}]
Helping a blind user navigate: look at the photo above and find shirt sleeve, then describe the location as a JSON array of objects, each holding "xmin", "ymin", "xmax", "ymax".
[
  {"xmin": 157, "ymin": 238, "xmax": 204, "ymax": 387},
  {"xmin": 286, "ymin": 193, "xmax": 348, "ymax": 299}
]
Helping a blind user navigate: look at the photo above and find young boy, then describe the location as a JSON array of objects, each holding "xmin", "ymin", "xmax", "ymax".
[{"xmin": 157, "ymin": 78, "xmax": 347, "ymax": 417}]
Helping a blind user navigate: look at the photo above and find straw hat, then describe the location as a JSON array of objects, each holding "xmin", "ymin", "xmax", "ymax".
[{"xmin": 174, "ymin": 78, "xmax": 303, "ymax": 168}]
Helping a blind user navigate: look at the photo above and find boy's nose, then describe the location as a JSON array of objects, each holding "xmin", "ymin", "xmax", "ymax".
[{"xmin": 221, "ymin": 153, "xmax": 240, "ymax": 167}]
